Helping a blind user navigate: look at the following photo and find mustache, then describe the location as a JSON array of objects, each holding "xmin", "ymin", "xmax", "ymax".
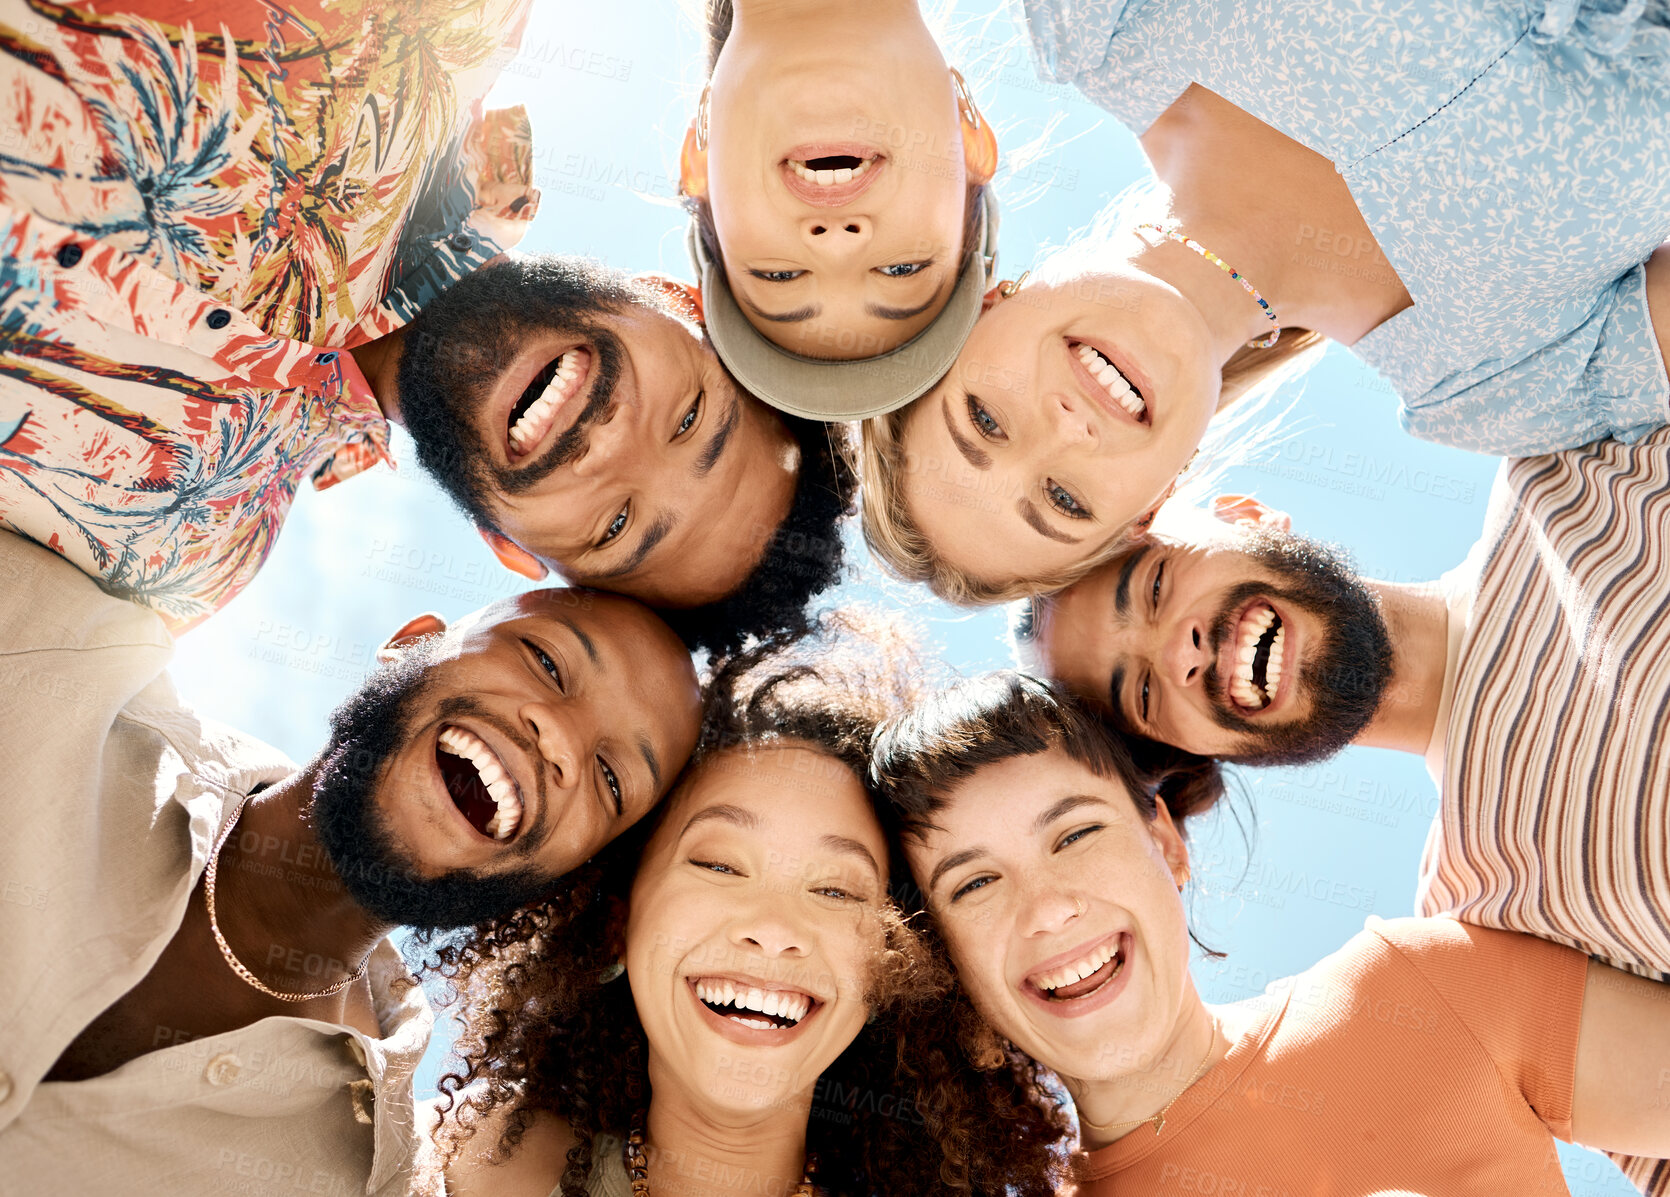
[{"xmin": 498, "ymin": 330, "xmax": 625, "ymax": 494}]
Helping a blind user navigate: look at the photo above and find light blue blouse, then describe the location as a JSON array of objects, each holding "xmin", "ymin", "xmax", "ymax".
[{"xmin": 1023, "ymin": 0, "xmax": 1670, "ymax": 455}]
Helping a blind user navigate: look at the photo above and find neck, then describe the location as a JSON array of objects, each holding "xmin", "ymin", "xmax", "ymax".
[
  {"xmin": 211, "ymin": 767, "xmax": 391, "ymax": 999},
  {"xmin": 349, "ymin": 331, "xmax": 406, "ymax": 424},
  {"xmin": 1125, "ymin": 218, "xmax": 1293, "ymax": 408},
  {"xmin": 1351, "ymin": 579, "xmax": 1450, "ymax": 756},
  {"xmin": 642, "ymin": 1072, "xmax": 813, "ymax": 1197},
  {"xmin": 1067, "ymin": 985, "xmax": 1223, "ymax": 1151}
]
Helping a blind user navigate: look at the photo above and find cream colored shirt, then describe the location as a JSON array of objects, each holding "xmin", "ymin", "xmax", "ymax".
[{"xmin": 0, "ymin": 530, "xmax": 433, "ymax": 1195}]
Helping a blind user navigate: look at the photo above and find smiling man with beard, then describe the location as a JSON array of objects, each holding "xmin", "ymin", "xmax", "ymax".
[
  {"xmin": 365, "ymin": 255, "xmax": 855, "ymax": 656},
  {"xmin": 0, "ymin": 528, "xmax": 702, "ymax": 1195},
  {"xmin": 1021, "ymin": 432, "xmax": 1670, "ymax": 1194}
]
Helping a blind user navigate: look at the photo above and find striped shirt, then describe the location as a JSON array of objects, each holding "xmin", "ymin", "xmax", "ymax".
[{"xmin": 1416, "ymin": 425, "xmax": 1670, "ymax": 1196}]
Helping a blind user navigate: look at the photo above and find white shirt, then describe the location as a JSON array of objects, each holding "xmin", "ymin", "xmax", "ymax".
[{"xmin": 0, "ymin": 530, "xmax": 432, "ymax": 1195}]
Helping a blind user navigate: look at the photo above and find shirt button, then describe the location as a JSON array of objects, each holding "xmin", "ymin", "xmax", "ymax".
[
  {"xmin": 203, "ymin": 1053, "xmax": 243, "ymax": 1086},
  {"xmin": 314, "ymin": 351, "xmax": 338, "ymax": 365},
  {"xmin": 205, "ymin": 308, "xmax": 232, "ymax": 330},
  {"xmin": 0, "ymin": 1069, "xmax": 12, "ymax": 1104},
  {"xmin": 54, "ymin": 243, "xmax": 83, "ymax": 268},
  {"xmin": 448, "ymin": 232, "xmax": 473, "ymax": 252}
]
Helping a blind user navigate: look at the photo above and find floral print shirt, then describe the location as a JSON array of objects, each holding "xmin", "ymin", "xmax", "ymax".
[
  {"xmin": 0, "ymin": 0, "xmax": 539, "ymax": 630},
  {"xmin": 1022, "ymin": 0, "xmax": 1670, "ymax": 457}
]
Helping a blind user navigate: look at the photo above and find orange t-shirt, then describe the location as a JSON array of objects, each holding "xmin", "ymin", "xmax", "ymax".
[{"xmin": 1075, "ymin": 918, "xmax": 1588, "ymax": 1197}]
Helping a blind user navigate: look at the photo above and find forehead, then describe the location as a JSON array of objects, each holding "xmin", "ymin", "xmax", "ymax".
[
  {"xmin": 663, "ymin": 744, "xmax": 883, "ymax": 852},
  {"xmin": 923, "ymin": 747, "xmax": 1110, "ymax": 837}
]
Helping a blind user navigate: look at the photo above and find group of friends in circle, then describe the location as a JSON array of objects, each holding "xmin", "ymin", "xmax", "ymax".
[{"xmin": 2, "ymin": 0, "xmax": 1669, "ymax": 1195}]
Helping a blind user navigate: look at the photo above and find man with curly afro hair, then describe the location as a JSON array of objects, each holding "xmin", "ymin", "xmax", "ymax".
[{"xmin": 375, "ymin": 254, "xmax": 854, "ymax": 657}]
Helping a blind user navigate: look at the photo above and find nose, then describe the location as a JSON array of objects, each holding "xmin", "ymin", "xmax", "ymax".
[
  {"xmin": 1161, "ymin": 610, "xmax": 1214, "ymax": 691},
  {"xmin": 1017, "ymin": 879, "xmax": 1086, "ymax": 940},
  {"xmin": 519, "ymin": 699, "xmax": 583, "ymax": 792},
  {"xmin": 1045, "ymin": 388, "xmax": 1096, "ymax": 448},
  {"xmin": 730, "ymin": 895, "xmax": 810, "ymax": 959},
  {"xmin": 800, "ymin": 214, "xmax": 871, "ymax": 258},
  {"xmin": 568, "ymin": 395, "xmax": 649, "ymax": 482}
]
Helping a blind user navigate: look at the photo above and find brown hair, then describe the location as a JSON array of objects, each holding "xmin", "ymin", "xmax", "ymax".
[
  {"xmin": 858, "ymin": 326, "xmax": 1328, "ymax": 606},
  {"xmin": 424, "ymin": 626, "xmax": 1070, "ymax": 1196},
  {"xmin": 870, "ymin": 670, "xmax": 1226, "ymax": 841}
]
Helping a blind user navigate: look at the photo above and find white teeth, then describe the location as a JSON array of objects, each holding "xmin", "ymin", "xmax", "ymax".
[
  {"xmin": 1035, "ymin": 940, "xmax": 1122, "ymax": 992},
  {"xmin": 788, "ymin": 157, "xmax": 873, "ymax": 185},
  {"xmin": 438, "ymin": 726, "xmax": 523, "ymax": 840},
  {"xmin": 508, "ymin": 350, "xmax": 583, "ymax": 453},
  {"xmin": 1076, "ymin": 344, "xmax": 1146, "ymax": 418},
  {"xmin": 1230, "ymin": 605, "xmax": 1280, "ymax": 709},
  {"xmin": 693, "ymin": 979, "xmax": 812, "ymax": 1024}
]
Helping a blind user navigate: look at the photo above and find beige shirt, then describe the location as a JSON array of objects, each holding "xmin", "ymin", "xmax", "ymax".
[{"xmin": 0, "ymin": 531, "xmax": 433, "ymax": 1195}]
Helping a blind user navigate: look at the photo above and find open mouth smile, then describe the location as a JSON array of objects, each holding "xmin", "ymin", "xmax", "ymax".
[
  {"xmin": 1022, "ymin": 932, "xmax": 1133, "ymax": 1017},
  {"xmin": 1224, "ymin": 600, "xmax": 1287, "ymax": 713},
  {"xmin": 436, "ymin": 724, "xmax": 524, "ymax": 841},
  {"xmin": 689, "ymin": 975, "xmax": 822, "ymax": 1043},
  {"xmin": 1067, "ymin": 339, "xmax": 1148, "ymax": 424},
  {"xmin": 506, "ymin": 347, "xmax": 591, "ymax": 460},
  {"xmin": 780, "ymin": 144, "xmax": 884, "ymax": 206}
]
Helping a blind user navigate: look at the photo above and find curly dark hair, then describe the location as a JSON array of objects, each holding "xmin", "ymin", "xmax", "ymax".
[
  {"xmin": 660, "ymin": 417, "xmax": 857, "ymax": 659},
  {"xmin": 422, "ymin": 627, "xmax": 1070, "ymax": 1196}
]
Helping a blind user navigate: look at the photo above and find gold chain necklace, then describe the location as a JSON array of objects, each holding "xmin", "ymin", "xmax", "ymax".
[
  {"xmin": 1077, "ymin": 1026, "xmax": 1218, "ymax": 1138},
  {"xmin": 204, "ymin": 796, "xmax": 369, "ymax": 1002},
  {"xmin": 624, "ymin": 1121, "xmax": 817, "ymax": 1196}
]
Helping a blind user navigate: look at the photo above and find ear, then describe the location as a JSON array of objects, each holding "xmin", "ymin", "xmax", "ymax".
[
  {"xmin": 679, "ymin": 115, "xmax": 708, "ymax": 199},
  {"xmin": 1148, "ymin": 796, "xmax": 1192, "ymax": 887},
  {"xmin": 952, "ymin": 69, "xmax": 999, "ymax": 186},
  {"xmin": 1211, "ymin": 493, "xmax": 1292, "ymax": 532},
  {"xmin": 478, "ymin": 526, "xmax": 549, "ymax": 580},
  {"xmin": 981, "ymin": 283, "xmax": 1008, "ymax": 315},
  {"xmin": 378, "ymin": 612, "xmax": 447, "ymax": 664},
  {"xmin": 1131, "ymin": 480, "xmax": 1182, "ymax": 534},
  {"xmin": 633, "ymin": 273, "xmax": 704, "ymax": 326}
]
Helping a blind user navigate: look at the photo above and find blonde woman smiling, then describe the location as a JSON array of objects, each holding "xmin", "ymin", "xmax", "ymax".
[{"xmin": 862, "ymin": 0, "xmax": 1670, "ymax": 602}]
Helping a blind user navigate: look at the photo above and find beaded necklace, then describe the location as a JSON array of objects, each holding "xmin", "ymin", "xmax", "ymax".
[{"xmin": 1136, "ymin": 223, "xmax": 1282, "ymax": 348}]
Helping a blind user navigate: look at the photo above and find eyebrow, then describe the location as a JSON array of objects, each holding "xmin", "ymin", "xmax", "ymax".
[
  {"xmin": 738, "ymin": 293, "xmax": 820, "ymax": 324},
  {"xmin": 1016, "ymin": 497, "xmax": 1083, "ymax": 544},
  {"xmin": 1110, "ymin": 664, "xmax": 1131, "ymax": 724},
  {"xmin": 695, "ymin": 387, "xmax": 740, "ymax": 477},
  {"xmin": 680, "ymin": 803, "xmax": 760, "ymax": 837},
  {"xmin": 866, "ymin": 284, "xmax": 944, "ymax": 322},
  {"xmin": 591, "ymin": 512, "xmax": 675, "ymax": 580},
  {"xmin": 1112, "ymin": 544, "xmax": 1154, "ymax": 620},
  {"xmin": 1034, "ymin": 794, "xmax": 1108, "ymax": 832},
  {"xmin": 941, "ymin": 394, "xmax": 991, "ymax": 470},
  {"xmin": 638, "ymin": 737, "xmax": 662, "ymax": 790},
  {"xmin": 927, "ymin": 846, "xmax": 986, "ymax": 895},
  {"xmin": 558, "ymin": 618, "xmax": 599, "ymax": 665},
  {"xmin": 822, "ymin": 834, "xmax": 882, "ymax": 878}
]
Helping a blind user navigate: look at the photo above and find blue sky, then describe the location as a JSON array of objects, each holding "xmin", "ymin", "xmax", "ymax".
[{"xmin": 168, "ymin": 3, "xmax": 1629, "ymax": 1190}]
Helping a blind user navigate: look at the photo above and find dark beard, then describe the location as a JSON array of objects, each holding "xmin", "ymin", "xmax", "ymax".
[
  {"xmin": 394, "ymin": 255, "xmax": 641, "ymax": 530},
  {"xmin": 1202, "ymin": 527, "xmax": 1394, "ymax": 767},
  {"xmin": 308, "ymin": 640, "xmax": 565, "ymax": 932}
]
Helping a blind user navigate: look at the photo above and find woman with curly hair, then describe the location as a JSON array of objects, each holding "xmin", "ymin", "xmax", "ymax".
[
  {"xmin": 870, "ymin": 671, "xmax": 1670, "ymax": 1193},
  {"xmin": 419, "ymin": 626, "xmax": 1069, "ymax": 1197}
]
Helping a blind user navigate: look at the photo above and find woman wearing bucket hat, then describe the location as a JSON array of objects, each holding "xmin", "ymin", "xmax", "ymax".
[{"xmin": 680, "ymin": 0, "xmax": 1001, "ymax": 422}]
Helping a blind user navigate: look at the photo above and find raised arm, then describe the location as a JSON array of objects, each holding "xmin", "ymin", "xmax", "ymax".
[{"xmin": 1571, "ymin": 959, "xmax": 1670, "ymax": 1158}]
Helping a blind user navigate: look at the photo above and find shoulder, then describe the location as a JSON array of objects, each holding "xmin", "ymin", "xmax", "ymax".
[
  {"xmin": 0, "ymin": 530, "xmax": 171, "ymax": 659},
  {"xmin": 427, "ymin": 1089, "xmax": 580, "ymax": 1197}
]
